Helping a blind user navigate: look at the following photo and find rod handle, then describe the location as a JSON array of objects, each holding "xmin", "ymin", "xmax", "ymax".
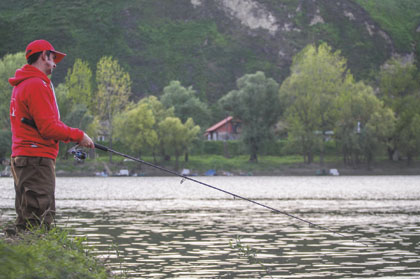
[{"xmin": 94, "ymin": 143, "xmax": 109, "ymax": 152}]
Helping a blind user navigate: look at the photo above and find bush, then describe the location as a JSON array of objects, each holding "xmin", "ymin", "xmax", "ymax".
[
  {"xmin": 191, "ymin": 140, "xmax": 246, "ymax": 156},
  {"xmin": 192, "ymin": 139, "xmax": 300, "ymax": 156},
  {"xmin": 260, "ymin": 140, "xmax": 289, "ymax": 156},
  {"xmin": 0, "ymin": 227, "xmax": 113, "ymax": 279},
  {"xmin": 0, "ymin": 130, "xmax": 11, "ymax": 159}
]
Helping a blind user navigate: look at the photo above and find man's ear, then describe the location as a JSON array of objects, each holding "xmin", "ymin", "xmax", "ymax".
[
  {"xmin": 41, "ymin": 50, "xmax": 53, "ymax": 62},
  {"xmin": 41, "ymin": 50, "xmax": 48, "ymax": 61}
]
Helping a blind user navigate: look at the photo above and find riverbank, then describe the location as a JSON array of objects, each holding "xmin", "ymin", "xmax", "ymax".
[
  {"xmin": 50, "ymin": 155, "xmax": 420, "ymax": 177},
  {"xmin": 0, "ymin": 226, "xmax": 119, "ymax": 279},
  {"xmin": 1, "ymin": 155, "xmax": 418, "ymax": 177}
]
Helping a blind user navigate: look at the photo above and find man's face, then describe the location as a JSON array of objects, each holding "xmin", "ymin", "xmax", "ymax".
[{"xmin": 43, "ymin": 51, "xmax": 57, "ymax": 75}]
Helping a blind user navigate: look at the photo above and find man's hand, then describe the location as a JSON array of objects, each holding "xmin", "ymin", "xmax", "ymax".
[{"xmin": 79, "ymin": 133, "xmax": 94, "ymax": 148}]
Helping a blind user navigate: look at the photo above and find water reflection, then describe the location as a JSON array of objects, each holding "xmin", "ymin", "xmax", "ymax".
[{"xmin": 1, "ymin": 176, "xmax": 420, "ymax": 278}]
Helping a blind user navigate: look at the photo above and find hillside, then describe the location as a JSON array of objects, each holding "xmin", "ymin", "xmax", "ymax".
[{"xmin": 1, "ymin": 0, "xmax": 420, "ymax": 105}]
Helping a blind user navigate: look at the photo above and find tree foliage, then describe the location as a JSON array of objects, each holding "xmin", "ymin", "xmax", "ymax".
[
  {"xmin": 279, "ymin": 43, "xmax": 347, "ymax": 163},
  {"xmin": 55, "ymin": 83, "xmax": 72, "ymax": 121},
  {"xmin": 0, "ymin": 52, "xmax": 26, "ymax": 129},
  {"xmin": 65, "ymin": 59, "xmax": 94, "ymax": 112},
  {"xmin": 335, "ymin": 76, "xmax": 395, "ymax": 166},
  {"xmin": 139, "ymin": 96, "xmax": 175, "ymax": 161},
  {"xmin": 160, "ymin": 80, "xmax": 210, "ymax": 129},
  {"xmin": 397, "ymin": 110, "xmax": 420, "ymax": 162},
  {"xmin": 113, "ymin": 102, "xmax": 158, "ymax": 157},
  {"xmin": 379, "ymin": 57, "xmax": 419, "ymax": 112},
  {"xmin": 140, "ymin": 96, "xmax": 175, "ymax": 125},
  {"xmin": 158, "ymin": 117, "xmax": 200, "ymax": 170},
  {"xmin": 220, "ymin": 71, "xmax": 280, "ymax": 162},
  {"xmin": 96, "ymin": 56, "xmax": 131, "ymax": 120},
  {"xmin": 96, "ymin": 56, "xmax": 131, "ymax": 161},
  {"xmin": 0, "ymin": 129, "xmax": 11, "ymax": 159},
  {"xmin": 63, "ymin": 104, "xmax": 94, "ymax": 132},
  {"xmin": 61, "ymin": 104, "xmax": 95, "ymax": 156},
  {"xmin": 378, "ymin": 57, "xmax": 420, "ymax": 161},
  {"xmin": 56, "ymin": 79, "xmax": 96, "ymax": 159}
]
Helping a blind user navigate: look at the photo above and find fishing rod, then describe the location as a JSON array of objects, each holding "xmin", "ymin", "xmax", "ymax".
[
  {"xmin": 19, "ymin": 118, "xmax": 368, "ymax": 246},
  {"xmin": 90, "ymin": 143, "xmax": 368, "ymax": 246}
]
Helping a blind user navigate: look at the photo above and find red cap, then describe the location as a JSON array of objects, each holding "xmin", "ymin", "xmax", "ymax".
[{"xmin": 25, "ymin": 39, "xmax": 66, "ymax": 63}]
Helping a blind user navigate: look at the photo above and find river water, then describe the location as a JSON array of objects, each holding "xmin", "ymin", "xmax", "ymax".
[{"xmin": 1, "ymin": 176, "xmax": 420, "ymax": 278}]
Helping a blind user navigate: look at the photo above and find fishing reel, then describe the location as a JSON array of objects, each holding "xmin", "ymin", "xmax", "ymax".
[{"xmin": 68, "ymin": 145, "xmax": 88, "ymax": 162}]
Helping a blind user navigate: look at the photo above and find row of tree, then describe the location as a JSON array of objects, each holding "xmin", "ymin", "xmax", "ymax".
[
  {"xmin": 54, "ymin": 58, "xmax": 204, "ymax": 169},
  {"xmin": 286, "ymin": 44, "xmax": 420, "ymax": 166},
  {"xmin": 1, "ymin": 42, "xmax": 420, "ymax": 167},
  {"xmin": 279, "ymin": 44, "xmax": 396, "ymax": 166},
  {"xmin": 221, "ymin": 44, "xmax": 420, "ymax": 165}
]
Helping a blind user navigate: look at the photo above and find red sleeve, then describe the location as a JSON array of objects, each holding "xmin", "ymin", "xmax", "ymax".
[{"xmin": 26, "ymin": 80, "xmax": 84, "ymax": 143}]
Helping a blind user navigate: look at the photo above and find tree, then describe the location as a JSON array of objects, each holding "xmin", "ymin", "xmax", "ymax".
[
  {"xmin": 160, "ymin": 80, "xmax": 210, "ymax": 129},
  {"xmin": 54, "ymin": 82, "xmax": 98, "ymax": 159},
  {"xmin": 379, "ymin": 57, "xmax": 419, "ymax": 110},
  {"xmin": 378, "ymin": 57, "xmax": 420, "ymax": 162},
  {"xmin": 96, "ymin": 56, "xmax": 131, "ymax": 162},
  {"xmin": 55, "ymin": 83, "xmax": 72, "ymax": 121},
  {"xmin": 279, "ymin": 43, "xmax": 347, "ymax": 164},
  {"xmin": 220, "ymin": 71, "xmax": 280, "ymax": 162},
  {"xmin": 113, "ymin": 102, "xmax": 158, "ymax": 158},
  {"xmin": 364, "ymin": 109, "xmax": 396, "ymax": 165},
  {"xmin": 65, "ymin": 59, "xmax": 94, "ymax": 112},
  {"xmin": 55, "ymin": 83, "xmax": 73, "ymax": 158},
  {"xmin": 59, "ymin": 104, "xmax": 95, "ymax": 158},
  {"xmin": 158, "ymin": 117, "xmax": 200, "ymax": 170},
  {"xmin": 0, "ymin": 130, "xmax": 12, "ymax": 160},
  {"xmin": 397, "ymin": 110, "xmax": 420, "ymax": 163},
  {"xmin": 63, "ymin": 104, "xmax": 94, "ymax": 132},
  {"xmin": 0, "ymin": 52, "xmax": 26, "ymax": 129},
  {"xmin": 139, "ymin": 96, "xmax": 174, "ymax": 161},
  {"xmin": 335, "ymin": 76, "xmax": 395, "ymax": 167}
]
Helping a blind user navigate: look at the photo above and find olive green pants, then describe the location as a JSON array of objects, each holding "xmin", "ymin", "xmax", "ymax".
[{"xmin": 11, "ymin": 156, "xmax": 56, "ymax": 230}]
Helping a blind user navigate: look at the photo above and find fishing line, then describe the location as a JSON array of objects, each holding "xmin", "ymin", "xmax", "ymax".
[
  {"xmin": 18, "ymin": 117, "xmax": 370, "ymax": 246},
  {"xmin": 21, "ymin": 117, "xmax": 367, "ymax": 245},
  {"xmin": 93, "ymin": 143, "xmax": 369, "ymax": 247}
]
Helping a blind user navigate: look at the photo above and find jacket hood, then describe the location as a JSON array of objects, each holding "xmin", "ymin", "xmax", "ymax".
[{"xmin": 9, "ymin": 64, "xmax": 50, "ymax": 87}]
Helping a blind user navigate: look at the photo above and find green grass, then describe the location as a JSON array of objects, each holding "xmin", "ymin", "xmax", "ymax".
[
  {"xmin": 0, "ymin": 226, "xmax": 118, "ymax": 279},
  {"xmin": 184, "ymin": 154, "xmax": 304, "ymax": 173},
  {"xmin": 354, "ymin": 0, "xmax": 420, "ymax": 52},
  {"xmin": 56, "ymin": 153, "xmax": 335, "ymax": 176}
]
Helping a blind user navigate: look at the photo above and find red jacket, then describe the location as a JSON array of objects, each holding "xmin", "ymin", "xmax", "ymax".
[{"xmin": 9, "ymin": 64, "xmax": 84, "ymax": 159}]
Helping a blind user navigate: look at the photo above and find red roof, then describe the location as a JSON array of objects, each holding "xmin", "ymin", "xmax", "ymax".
[{"xmin": 206, "ymin": 116, "xmax": 233, "ymax": 133}]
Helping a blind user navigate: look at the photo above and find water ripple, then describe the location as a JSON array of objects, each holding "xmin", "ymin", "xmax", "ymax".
[{"xmin": 0, "ymin": 176, "xmax": 419, "ymax": 278}]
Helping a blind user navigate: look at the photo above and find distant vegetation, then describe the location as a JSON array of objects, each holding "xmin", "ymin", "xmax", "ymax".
[
  {"xmin": 354, "ymin": 0, "xmax": 420, "ymax": 53},
  {"xmin": 2, "ymin": 0, "xmax": 419, "ymax": 101},
  {"xmin": 1, "ymin": 0, "xmax": 419, "ymax": 168}
]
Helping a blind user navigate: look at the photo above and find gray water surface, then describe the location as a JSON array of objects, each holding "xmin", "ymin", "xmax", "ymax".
[{"xmin": 1, "ymin": 176, "xmax": 420, "ymax": 278}]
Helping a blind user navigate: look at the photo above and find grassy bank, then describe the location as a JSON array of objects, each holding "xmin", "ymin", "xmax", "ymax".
[
  {"xmin": 54, "ymin": 154, "xmax": 420, "ymax": 176},
  {"xmin": 0, "ymin": 226, "xmax": 118, "ymax": 279},
  {"xmin": 55, "ymin": 154, "xmax": 326, "ymax": 176}
]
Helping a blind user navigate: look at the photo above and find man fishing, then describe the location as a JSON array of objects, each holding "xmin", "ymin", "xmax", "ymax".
[{"xmin": 8, "ymin": 39, "xmax": 94, "ymax": 233}]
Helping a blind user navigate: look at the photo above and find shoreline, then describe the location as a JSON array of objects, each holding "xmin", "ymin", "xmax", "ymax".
[
  {"xmin": 2, "ymin": 159, "xmax": 419, "ymax": 178},
  {"xmin": 54, "ymin": 160, "xmax": 419, "ymax": 177}
]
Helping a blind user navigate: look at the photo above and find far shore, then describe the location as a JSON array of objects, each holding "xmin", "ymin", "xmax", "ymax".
[
  {"xmin": 53, "ymin": 160, "xmax": 420, "ymax": 177},
  {"xmin": 2, "ymin": 157, "xmax": 419, "ymax": 178}
]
